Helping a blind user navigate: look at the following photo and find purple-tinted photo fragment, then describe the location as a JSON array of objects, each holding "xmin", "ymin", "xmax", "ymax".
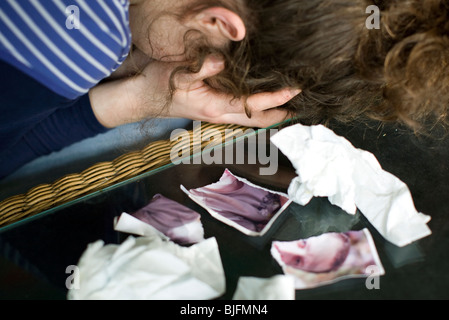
[
  {"xmin": 183, "ymin": 169, "xmax": 291, "ymax": 236},
  {"xmin": 271, "ymin": 229, "xmax": 385, "ymax": 289},
  {"xmin": 131, "ymin": 194, "xmax": 204, "ymax": 245}
]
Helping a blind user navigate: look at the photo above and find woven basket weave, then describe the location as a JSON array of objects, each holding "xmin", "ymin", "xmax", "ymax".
[{"xmin": 0, "ymin": 122, "xmax": 250, "ymax": 228}]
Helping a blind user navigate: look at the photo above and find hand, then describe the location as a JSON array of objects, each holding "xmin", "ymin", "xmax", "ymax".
[
  {"xmin": 139, "ymin": 55, "xmax": 301, "ymax": 127},
  {"xmin": 90, "ymin": 55, "xmax": 300, "ymax": 128}
]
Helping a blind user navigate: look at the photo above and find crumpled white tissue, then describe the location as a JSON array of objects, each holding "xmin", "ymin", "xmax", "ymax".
[
  {"xmin": 67, "ymin": 232, "xmax": 225, "ymax": 300},
  {"xmin": 271, "ymin": 124, "xmax": 431, "ymax": 247},
  {"xmin": 232, "ymin": 275, "xmax": 295, "ymax": 300}
]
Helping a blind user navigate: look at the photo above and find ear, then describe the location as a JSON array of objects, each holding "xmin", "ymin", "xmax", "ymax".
[{"xmin": 193, "ymin": 7, "xmax": 246, "ymax": 42}]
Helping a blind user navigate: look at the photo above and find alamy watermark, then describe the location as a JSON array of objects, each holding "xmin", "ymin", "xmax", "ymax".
[
  {"xmin": 65, "ymin": 265, "xmax": 80, "ymax": 290},
  {"xmin": 64, "ymin": 263, "xmax": 381, "ymax": 291},
  {"xmin": 366, "ymin": 5, "xmax": 380, "ymax": 30},
  {"xmin": 170, "ymin": 121, "xmax": 279, "ymax": 176},
  {"xmin": 365, "ymin": 265, "xmax": 381, "ymax": 290},
  {"xmin": 65, "ymin": 5, "xmax": 80, "ymax": 30},
  {"xmin": 64, "ymin": 4, "xmax": 379, "ymax": 31}
]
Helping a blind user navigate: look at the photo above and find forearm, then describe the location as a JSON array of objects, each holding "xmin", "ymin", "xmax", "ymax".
[
  {"xmin": 89, "ymin": 62, "xmax": 173, "ymax": 128},
  {"xmin": 88, "ymin": 76, "xmax": 147, "ymax": 128}
]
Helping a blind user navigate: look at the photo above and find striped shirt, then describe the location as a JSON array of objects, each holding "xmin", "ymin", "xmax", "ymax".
[{"xmin": 0, "ymin": 0, "xmax": 132, "ymax": 99}]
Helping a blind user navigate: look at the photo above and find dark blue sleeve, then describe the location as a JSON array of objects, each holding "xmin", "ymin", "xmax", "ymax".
[{"xmin": 0, "ymin": 60, "xmax": 109, "ymax": 179}]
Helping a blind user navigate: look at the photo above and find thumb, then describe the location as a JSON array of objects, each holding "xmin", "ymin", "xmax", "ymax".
[{"xmin": 176, "ymin": 55, "xmax": 225, "ymax": 89}]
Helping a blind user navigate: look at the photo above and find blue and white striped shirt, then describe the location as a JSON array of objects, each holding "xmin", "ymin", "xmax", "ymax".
[{"xmin": 0, "ymin": 0, "xmax": 132, "ymax": 99}]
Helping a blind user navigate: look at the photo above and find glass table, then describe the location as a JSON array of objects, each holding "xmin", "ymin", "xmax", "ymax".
[{"xmin": 1, "ymin": 121, "xmax": 448, "ymax": 300}]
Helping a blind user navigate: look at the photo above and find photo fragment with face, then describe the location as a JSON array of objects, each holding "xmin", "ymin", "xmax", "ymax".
[
  {"xmin": 130, "ymin": 194, "xmax": 205, "ymax": 245},
  {"xmin": 271, "ymin": 228, "xmax": 385, "ymax": 289},
  {"xmin": 181, "ymin": 169, "xmax": 292, "ymax": 236}
]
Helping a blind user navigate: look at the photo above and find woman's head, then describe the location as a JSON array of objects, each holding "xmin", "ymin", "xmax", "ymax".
[
  {"xmin": 133, "ymin": 0, "xmax": 449, "ymax": 129},
  {"xmin": 163, "ymin": 0, "xmax": 373, "ymax": 121},
  {"xmin": 274, "ymin": 233, "xmax": 351, "ymax": 273},
  {"xmin": 129, "ymin": 0, "xmax": 248, "ymax": 62},
  {"xmin": 223, "ymin": 0, "xmax": 449, "ymax": 129}
]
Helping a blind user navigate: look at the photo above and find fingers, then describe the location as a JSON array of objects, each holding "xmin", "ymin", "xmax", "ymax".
[
  {"xmin": 216, "ymin": 88, "xmax": 300, "ymax": 116},
  {"xmin": 212, "ymin": 88, "xmax": 300, "ymax": 126},
  {"xmin": 217, "ymin": 108, "xmax": 293, "ymax": 128},
  {"xmin": 188, "ymin": 86, "xmax": 299, "ymax": 126},
  {"xmin": 170, "ymin": 54, "xmax": 300, "ymax": 127},
  {"xmin": 175, "ymin": 53, "xmax": 300, "ymax": 115},
  {"xmin": 246, "ymin": 88, "xmax": 301, "ymax": 112}
]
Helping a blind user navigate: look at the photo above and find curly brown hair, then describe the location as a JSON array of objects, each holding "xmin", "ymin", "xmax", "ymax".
[
  {"xmin": 359, "ymin": 0, "xmax": 449, "ymax": 128},
  {"xmin": 172, "ymin": 0, "xmax": 449, "ymax": 130}
]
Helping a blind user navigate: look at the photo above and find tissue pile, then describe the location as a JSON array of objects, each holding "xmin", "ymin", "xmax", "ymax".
[
  {"xmin": 68, "ymin": 208, "xmax": 295, "ymax": 300},
  {"xmin": 67, "ymin": 233, "xmax": 225, "ymax": 300}
]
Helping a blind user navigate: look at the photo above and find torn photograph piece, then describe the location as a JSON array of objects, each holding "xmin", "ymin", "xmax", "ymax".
[
  {"xmin": 271, "ymin": 124, "xmax": 431, "ymax": 247},
  {"xmin": 67, "ymin": 236, "xmax": 226, "ymax": 300},
  {"xmin": 181, "ymin": 169, "xmax": 292, "ymax": 236},
  {"xmin": 271, "ymin": 228, "xmax": 385, "ymax": 290},
  {"xmin": 118, "ymin": 194, "xmax": 205, "ymax": 245}
]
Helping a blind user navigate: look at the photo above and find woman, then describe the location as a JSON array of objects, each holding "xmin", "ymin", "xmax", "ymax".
[
  {"xmin": 1, "ymin": 0, "xmax": 448, "ymax": 178},
  {"xmin": 0, "ymin": 0, "xmax": 298, "ymax": 178}
]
